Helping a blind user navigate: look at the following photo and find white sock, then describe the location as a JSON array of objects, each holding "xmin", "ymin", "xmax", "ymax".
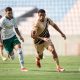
[{"xmin": 17, "ymin": 48, "xmax": 24, "ymax": 68}]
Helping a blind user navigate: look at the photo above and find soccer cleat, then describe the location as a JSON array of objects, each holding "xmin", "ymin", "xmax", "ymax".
[
  {"xmin": 36, "ymin": 57, "xmax": 41, "ymax": 68},
  {"xmin": 56, "ymin": 67, "xmax": 65, "ymax": 72},
  {"xmin": 21, "ymin": 68, "xmax": 28, "ymax": 72},
  {"xmin": 2, "ymin": 56, "xmax": 7, "ymax": 61}
]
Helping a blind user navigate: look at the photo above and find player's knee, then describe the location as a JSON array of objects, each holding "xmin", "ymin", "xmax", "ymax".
[
  {"xmin": 49, "ymin": 48, "xmax": 54, "ymax": 52},
  {"xmin": 18, "ymin": 45, "xmax": 21, "ymax": 48},
  {"xmin": 48, "ymin": 45, "xmax": 54, "ymax": 52},
  {"xmin": 15, "ymin": 44, "xmax": 21, "ymax": 50}
]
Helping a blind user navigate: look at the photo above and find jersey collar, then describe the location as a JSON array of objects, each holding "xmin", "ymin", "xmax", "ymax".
[{"xmin": 5, "ymin": 16, "xmax": 13, "ymax": 20}]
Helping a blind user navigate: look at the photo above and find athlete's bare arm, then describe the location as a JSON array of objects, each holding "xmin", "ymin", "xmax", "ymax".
[
  {"xmin": 15, "ymin": 28, "xmax": 24, "ymax": 42},
  {"xmin": 49, "ymin": 20, "xmax": 66, "ymax": 39},
  {"xmin": 31, "ymin": 21, "xmax": 38, "ymax": 39}
]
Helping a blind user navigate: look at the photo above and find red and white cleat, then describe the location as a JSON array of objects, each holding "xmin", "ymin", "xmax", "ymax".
[
  {"xmin": 56, "ymin": 67, "xmax": 65, "ymax": 72},
  {"xmin": 21, "ymin": 68, "xmax": 28, "ymax": 72},
  {"xmin": 36, "ymin": 57, "xmax": 41, "ymax": 68}
]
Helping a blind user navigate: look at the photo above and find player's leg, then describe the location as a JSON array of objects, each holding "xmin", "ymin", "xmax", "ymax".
[
  {"xmin": 34, "ymin": 43, "xmax": 44, "ymax": 68},
  {"xmin": 45, "ymin": 39, "xmax": 64, "ymax": 72},
  {"xmin": 3, "ymin": 40, "xmax": 14, "ymax": 60},
  {"xmin": 14, "ymin": 44, "xmax": 28, "ymax": 71},
  {"xmin": 13, "ymin": 36, "xmax": 28, "ymax": 71},
  {"xmin": 0, "ymin": 43, "xmax": 7, "ymax": 61}
]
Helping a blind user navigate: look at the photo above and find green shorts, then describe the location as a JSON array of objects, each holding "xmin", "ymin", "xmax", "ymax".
[{"xmin": 3, "ymin": 35, "xmax": 21, "ymax": 54}]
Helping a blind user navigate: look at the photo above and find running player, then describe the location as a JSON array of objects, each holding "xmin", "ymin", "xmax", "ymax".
[
  {"xmin": 0, "ymin": 7, "xmax": 28, "ymax": 71},
  {"xmin": 31, "ymin": 9, "xmax": 66, "ymax": 72}
]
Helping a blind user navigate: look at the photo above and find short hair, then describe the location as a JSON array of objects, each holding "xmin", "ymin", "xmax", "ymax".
[
  {"xmin": 5, "ymin": 7, "xmax": 12, "ymax": 12},
  {"xmin": 38, "ymin": 9, "xmax": 45, "ymax": 13}
]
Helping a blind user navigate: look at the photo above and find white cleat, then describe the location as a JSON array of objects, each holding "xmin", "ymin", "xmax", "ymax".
[{"xmin": 2, "ymin": 56, "xmax": 7, "ymax": 61}]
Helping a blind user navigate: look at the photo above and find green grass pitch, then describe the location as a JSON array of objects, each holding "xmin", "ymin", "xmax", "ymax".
[{"xmin": 0, "ymin": 55, "xmax": 80, "ymax": 80}]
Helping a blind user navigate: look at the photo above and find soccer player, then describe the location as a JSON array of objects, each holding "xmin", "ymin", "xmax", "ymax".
[
  {"xmin": 31, "ymin": 9, "xmax": 66, "ymax": 72},
  {"xmin": 0, "ymin": 7, "xmax": 27, "ymax": 71},
  {"xmin": 0, "ymin": 15, "xmax": 7, "ymax": 61}
]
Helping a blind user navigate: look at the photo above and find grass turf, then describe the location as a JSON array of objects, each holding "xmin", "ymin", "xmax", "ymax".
[{"xmin": 0, "ymin": 56, "xmax": 80, "ymax": 80}]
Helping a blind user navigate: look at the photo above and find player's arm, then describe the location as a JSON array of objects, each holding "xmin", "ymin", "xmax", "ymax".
[
  {"xmin": 31, "ymin": 21, "xmax": 38, "ymax": 39},
  {"xmin": 13, "ymin": 18, "xmax": 24, "ymax": 42},
  {"xmin": 52, "ymin": 23, "xmax": 66, "ymax": 39},
  {"xmin": 15, "ymin": 28, "xmax": 24, "ymax": 42},
  {"xmin": 49, "ymin": 18, "xmax": 66, "ymax": 39}
]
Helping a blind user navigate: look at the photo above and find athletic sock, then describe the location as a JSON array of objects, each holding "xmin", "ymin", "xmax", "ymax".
[{"xmin": 17, "ymin": 48, "xmax": 24, "ymax": 68}]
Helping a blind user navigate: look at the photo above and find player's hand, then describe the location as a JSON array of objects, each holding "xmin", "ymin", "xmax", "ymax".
[
  {"xmin": 20, "ymin": 36, "xmax": 24, "ymax": 42},
  {"xmin": 61, "ymin": 33, "xmax": 66, "ymax": 40},
  {"xmin": 31, "ymin": 34, "xmax": 37, "ymax": 39},
  {"xmin": 31, "ymin": 31, "xmax": 38, "ymax": 39},
  {"xmin": 43, "ymin": 38, "xmax": 50, "ymax": 42},
  {"xmin": 38, "ymin": 37, "xmax": 51, "ymax": 42}
]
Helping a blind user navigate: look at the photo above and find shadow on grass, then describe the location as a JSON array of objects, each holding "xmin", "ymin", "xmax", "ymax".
[
  {"xmin": 63, "ymin": 70, "xmax": 80, "ymax": 73},
  {"xmin": 31, "ymin": 69, "xmax": 57, "ymax": 72},
  {"xmin": 30, "ymin": 69, "xmax": 80, "ymax": 73}
]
